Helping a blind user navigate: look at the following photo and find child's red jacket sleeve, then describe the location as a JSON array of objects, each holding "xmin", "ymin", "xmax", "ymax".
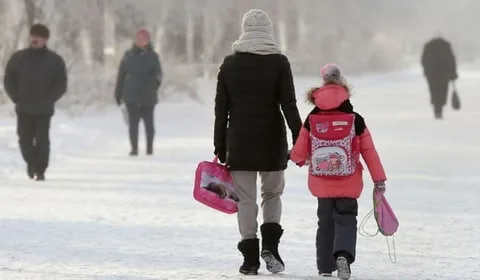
[
  {"xmin": 359, "ymin": 128, "xmax": 387, "ymax": 182},
  {"xmin": 290, "ymin": 127, "xmax": 310, "ymax": 165}
]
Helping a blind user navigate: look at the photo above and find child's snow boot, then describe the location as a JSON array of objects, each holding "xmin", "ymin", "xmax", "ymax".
[
  {"xmin": 336, "ymin": 256, "xmax": 351, "ymax": 280},
  {"xmin": 260, "ymin": 223, "xmax": 285, "ymax": 273},
  {"xmin": 238, "ymin": 238, "xmax": 260, "ymax": 275}
]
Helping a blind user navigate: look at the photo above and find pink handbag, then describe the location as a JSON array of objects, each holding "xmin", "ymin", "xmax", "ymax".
[
  {"xmin": 373, "ymin": 189, "xmax": 399, "ymax": 236},
  {"xmin": 193, "ymin": 157, "xmax": 238, "ymax": 214}
]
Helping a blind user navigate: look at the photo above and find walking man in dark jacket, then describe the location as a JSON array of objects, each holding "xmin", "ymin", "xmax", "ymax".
[
  {"xmin": 421, "ymin": 37, "xmax": 458, "ymax": 119},
  {"xmin": 3, "ymin": 24, "xmax": 67, "ymax": 181},
  {"xmin": 115, "ymin": 29, "xmax": 163, "ymax": 156}
]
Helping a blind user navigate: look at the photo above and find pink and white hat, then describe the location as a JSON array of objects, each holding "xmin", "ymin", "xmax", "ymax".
[
  {"xmin": 136, "ymin": 28, "xmax": 151, "ymax": 40},
  {"xmin": 320, "ymin": 63, "xmax": 342, "ymax": 82}
]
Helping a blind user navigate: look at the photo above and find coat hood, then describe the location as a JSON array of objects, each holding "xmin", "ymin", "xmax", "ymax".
[{"xmin": 308, "ymin": 85, "xmax": 350, "ymax": 110}]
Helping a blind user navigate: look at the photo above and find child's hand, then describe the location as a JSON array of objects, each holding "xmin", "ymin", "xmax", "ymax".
[
  {"xmin": 374, "ymin": 181, "xmax": 386, "ymax": 194},
  {"xmin": 296, "ymin": 160, "xmax": 311, "ymax": 168},
  {"xmin": 296, "ymin": 161, "xmax": 305, "ymax": 167}
]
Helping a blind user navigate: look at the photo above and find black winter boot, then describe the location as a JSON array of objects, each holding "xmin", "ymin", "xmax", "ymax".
[
  {"xmin": 27, "ymin": 165, "xmax": 35, "ymax": 179},
  {"xmin": 238, "ymin": 239, "xmax": 260, "ymax": 275},
  {"xmin": 260, "ymin": 223, "xmax": 285, "ymax": 273},
  {"xmin": 35, "ymin": 174, "xmax": 45, "ymax": 181}
]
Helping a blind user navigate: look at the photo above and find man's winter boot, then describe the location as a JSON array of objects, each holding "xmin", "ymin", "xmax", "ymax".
[
  {"xmin": 260, "ymin": 223, "xmax": 285, "ymax": 273},
  {"xmin": 336, "ymin": 256, "xmax": 351, "ymax": 280},
  {"xmin": 129, "ymin": 149, "xmax": 138, "ymax": 156},
  {"xmin": 238, "ymin": 238, "xmax": 260, "ymax": 275},
  {"xmin": 35, "ymin": 174, "xmax": 45, "ymax": 181}
]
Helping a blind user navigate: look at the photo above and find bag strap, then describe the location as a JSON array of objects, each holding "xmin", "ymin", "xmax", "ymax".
[
  {"xmin": 359, "ymin": 208, "xmax": 398, "ymax": 264},
  {"xmin": 386, "ymin": 235, "xmax": 397, "ymax": 264},
  {"xmin": 358, "ymin": 208, "xmax": 379, "ymax": 237}
]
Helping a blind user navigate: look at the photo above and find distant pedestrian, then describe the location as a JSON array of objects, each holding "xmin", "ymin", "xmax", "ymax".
[
  {"xmin": 114, "ymin": 29, "xmax": 163, "ymax": 156},
  {"xmin": 421, "ymin": 37, "xmax": 458, "ymax": 119},
  {"xmin": 3, "ymin": 24, "xmax": 67, "ymax": 181}
]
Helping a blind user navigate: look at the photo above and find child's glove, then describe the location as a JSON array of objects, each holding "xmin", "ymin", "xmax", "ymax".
[
  {"xmin": 288, "ymin": 150, "xmax": 305, "ymax": 167},
  {"xmin": 374, "ymin": 181, "xmax": 386, "ymax": 194},
  {"xmin": 296, "ymin": 161, "xmax": 305, "ymax": 167},
  {"xmin": 295, "ymin": 160, "xmax": 311, "ymax": 168}
]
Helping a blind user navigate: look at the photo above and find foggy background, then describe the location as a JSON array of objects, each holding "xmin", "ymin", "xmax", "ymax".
[{"xmin": 0, "ymin": 0, "xmax": 479, "ymax": 109}]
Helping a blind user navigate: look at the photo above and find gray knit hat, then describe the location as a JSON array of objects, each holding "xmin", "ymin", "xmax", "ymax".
[
  {"xmin": 321, "ymin": 64, "xmax": 342, "ymax": 83},
  {"xmin": 241, "ymin": 9, "xmax": 274, "ymax": 34}
]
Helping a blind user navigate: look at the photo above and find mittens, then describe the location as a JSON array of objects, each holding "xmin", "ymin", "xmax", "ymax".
[
  {"xmin": 374, "ymin": 181, "xmax": 386, "ymax": 194},
  {"xmin": 294, "ymin": 159, "xmax": 310, "ymax": 167}
]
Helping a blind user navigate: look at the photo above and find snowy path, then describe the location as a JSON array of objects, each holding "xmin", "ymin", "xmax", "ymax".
[{"xmin": 1, "ymin": 67, "xmax": 479, "ymax": 280}]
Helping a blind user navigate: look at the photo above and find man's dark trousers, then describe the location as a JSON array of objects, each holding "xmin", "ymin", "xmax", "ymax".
[{"xmin": 17, "ymin": 113, "xmax": 52, "ymax": 175}]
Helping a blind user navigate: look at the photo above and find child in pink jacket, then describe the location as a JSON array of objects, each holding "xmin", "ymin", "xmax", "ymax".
[{"xmin": 290, "ymin": 64, "xmax": 387, "ymax": 280}]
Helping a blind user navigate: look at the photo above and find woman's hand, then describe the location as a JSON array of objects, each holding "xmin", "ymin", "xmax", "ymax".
[{"xmin": 214, "ymin": 148, "xmax": 226, "ymax": 164}]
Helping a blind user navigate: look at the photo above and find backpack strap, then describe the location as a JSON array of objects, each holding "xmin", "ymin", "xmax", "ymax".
[{"xmin": 353, "ymin": 112, "xmax": 366, "ymax": 136}]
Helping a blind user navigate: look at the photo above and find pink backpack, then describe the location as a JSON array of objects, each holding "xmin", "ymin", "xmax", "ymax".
[
  {"xmin": 309, "ymin": 113, "xmax": 360, "ymax": 178},
  {"xmin": 193, "ymin": 157, "xmax": 238, "ymax": 214}
]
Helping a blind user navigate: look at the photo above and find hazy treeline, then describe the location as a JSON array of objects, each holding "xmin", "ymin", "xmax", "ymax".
[{"xmin": 0, "ymin": 0, "xmax": 479, "ymax": 108}]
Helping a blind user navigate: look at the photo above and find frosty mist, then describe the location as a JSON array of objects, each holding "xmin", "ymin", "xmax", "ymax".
[{"xmin": 1, "ymin": 0, "xmax": 479, "ymax": 108}]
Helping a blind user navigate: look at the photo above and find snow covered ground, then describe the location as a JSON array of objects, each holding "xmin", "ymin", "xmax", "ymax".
[{"xmin": 1, "ymin": 66, "xmax": 479, "ymax": 280}]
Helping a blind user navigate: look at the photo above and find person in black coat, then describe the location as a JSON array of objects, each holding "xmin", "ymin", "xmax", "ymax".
[
  {"xmin": 214, "ymin": 9, "xmax": 302, "ymax": 275},
  {"xmin": 115, "ymin": 29, "xmax": 162, "ymax": 156},
  {"xmin": 3, "ymin": 24, "xmax": 67, "ymax": 181},
  {"xmin": 421, "ymin": 37, "xmax": 458, "ymax": 119}
]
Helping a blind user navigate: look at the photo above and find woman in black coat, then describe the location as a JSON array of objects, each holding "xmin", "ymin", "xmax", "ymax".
[{"xmin": 214, "ymin": 9, "xmax": 302, "ymax": 275}]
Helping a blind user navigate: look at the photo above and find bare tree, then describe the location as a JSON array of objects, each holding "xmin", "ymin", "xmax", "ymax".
[{"xmin": 1, "ymin": 0, "xmax": 479, "ymax": 109}]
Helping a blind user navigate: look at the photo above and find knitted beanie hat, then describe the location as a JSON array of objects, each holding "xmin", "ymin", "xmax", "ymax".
[
  {"xmin": 136, "ymin": 28, "xmax": 151, "ymax": 40},
  {"xmin": 241, "ymin": 9, "xmax": 274, "ymax": 34},
  {"xmin": 320, "ymin": 64, "xmax": 342, "ymax": 83}
]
